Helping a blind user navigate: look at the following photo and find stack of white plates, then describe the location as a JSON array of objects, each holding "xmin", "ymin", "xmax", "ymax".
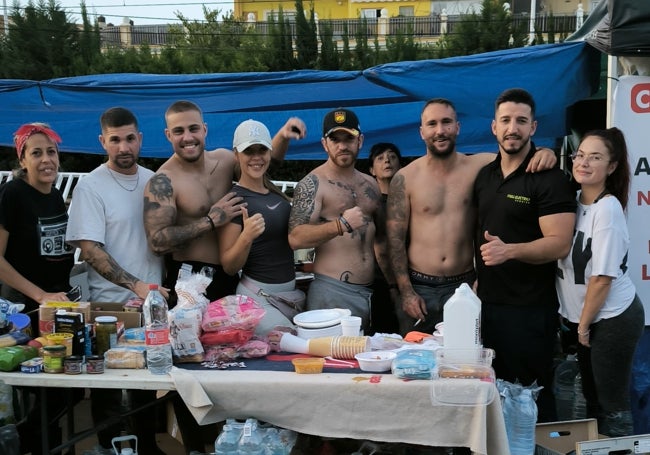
[{"xmin": 293, "ymin": 308, "xmax": 351, "ymax": 339}]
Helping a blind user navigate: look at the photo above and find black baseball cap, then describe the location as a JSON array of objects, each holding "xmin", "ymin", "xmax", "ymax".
[{"xmin": 322, "ymin": 109, "xmax": 361, "ymax": 138}]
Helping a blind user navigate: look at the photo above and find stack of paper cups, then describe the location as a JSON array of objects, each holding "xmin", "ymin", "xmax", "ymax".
[{"xmin": 308, "ymin": 337, "xmax": 334, "ymax": 357}]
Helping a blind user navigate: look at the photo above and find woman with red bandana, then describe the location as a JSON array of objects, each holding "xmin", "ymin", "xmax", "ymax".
[
  {"xmin": 0, "ymin": 123, "xmax": 75, "ymax": 454},
  {"xmin": 0, "ymin": 123, "xmax": 75, "ymax": 313}
]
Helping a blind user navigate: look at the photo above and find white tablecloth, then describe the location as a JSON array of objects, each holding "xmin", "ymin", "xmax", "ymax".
[{"xmin": 170, "ymin": 367, "xmax": 510, "ymax": 455}]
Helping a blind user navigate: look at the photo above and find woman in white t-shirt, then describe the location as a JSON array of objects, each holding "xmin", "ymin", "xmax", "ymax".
[{"xmin": 557, "ymin": 127, "xmax": 644, "ymax": 437}]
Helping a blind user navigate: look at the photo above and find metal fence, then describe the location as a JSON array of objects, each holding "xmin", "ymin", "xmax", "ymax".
[{"xmin": 98, "ymin": 13, "xmax": 582, "ymax": 48}]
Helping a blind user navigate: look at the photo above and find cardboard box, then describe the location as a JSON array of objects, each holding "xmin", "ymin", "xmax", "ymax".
[
  {"xmin": 576, "ymin": 433, "xmax": 650, "ymax": 455},
  {"xmin": 38, "ymin": 301, "xmax": 91, "ymax": 336},
  {"xmin": 535, "ymin": 419, "xmax": 599, "ymax": 455},
  {"xmin": 90, "ymin": 302, "xmax": 142, "ymax": 329}
]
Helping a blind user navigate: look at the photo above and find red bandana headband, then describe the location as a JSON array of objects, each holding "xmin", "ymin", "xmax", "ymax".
[{"xmin": 13, "ymin": 124, "xmax": 62, "ymax": 159}]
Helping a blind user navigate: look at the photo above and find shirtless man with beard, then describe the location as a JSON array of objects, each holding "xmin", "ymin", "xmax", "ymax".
[
  {"xmin": 387, "ymin": 98, "xmax": 556, "ymax": 335},
  {"xmin": 143, "ymin": 100, "xmax": 304, "ymax": 454},
  {"xmin": 144, "ymin": 100, "xmax": 305, "ymax": 304},
  {"xmin": 288, "ymin": 108, "xmax": 392, "ymax": 331}
]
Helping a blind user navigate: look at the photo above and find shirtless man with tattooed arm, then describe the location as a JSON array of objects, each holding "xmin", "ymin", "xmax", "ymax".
[
  {"xmin": 288, "ymin": 108, "xmax": 394, "ymax": 331},
  {"xmin": 387, "ymin": 98, "xmax": 557, "ymax": 335},
  {"xmin": 143, "ymin": 100, "xmax": 305, "ymax": 454},
  {"xmin": 143, "ymin": 100, "xmax": 305, "ymax": 303}
]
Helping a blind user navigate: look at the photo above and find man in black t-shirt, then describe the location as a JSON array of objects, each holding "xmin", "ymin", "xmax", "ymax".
[{"xmin": 473, "ymin": 88, "xmax": 576, "ymax": 422}]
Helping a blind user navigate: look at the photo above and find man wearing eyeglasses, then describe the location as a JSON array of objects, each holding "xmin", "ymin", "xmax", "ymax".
[{"xmin": 473, "ymin": 88, "xmax": 577, "ymax": 423}]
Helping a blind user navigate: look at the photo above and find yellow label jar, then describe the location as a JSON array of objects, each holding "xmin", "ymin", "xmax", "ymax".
[{"xmin": 42, "ymin": 345, "xmax": 66, "ymax": 373}]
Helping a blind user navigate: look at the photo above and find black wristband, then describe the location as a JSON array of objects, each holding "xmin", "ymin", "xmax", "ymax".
[
  {"xmin": 339, "ymin": 216, "xmax": 353, "ymax": 233},
  {"xmin": 205, "ymin": 215, "xmax": 216, "ymax": 231}
]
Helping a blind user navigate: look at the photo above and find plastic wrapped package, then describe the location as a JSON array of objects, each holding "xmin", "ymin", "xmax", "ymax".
[
  {"xmin": 169, "ymin": 306, "xmax": 204, "ymax": 363},
  {"xmin": 104, "ymin": 347, "xmax": 146, "ymax": 369},
  {"xmin": 204, "ymin": 338, "xmax": 270, "ymax": 362},
  {"xmin": 201, "ymin": 295, "xmax": 265, "ymax": 332},
  {"xmin": 391, "ymin": 349, "xmax": 436, "ymax": 380},
  {"xmin": 0, "ymin": 345, "xmax": 38, "ymax": 372}
]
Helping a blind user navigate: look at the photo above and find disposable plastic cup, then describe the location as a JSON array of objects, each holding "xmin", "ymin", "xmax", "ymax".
[
  {"xmin": 279, "ymin": 333, "xmax": 310, "ymax": 354},
  {"xmin": 340, "ymin": 316, "xmax": 362, "ymax": 336}
]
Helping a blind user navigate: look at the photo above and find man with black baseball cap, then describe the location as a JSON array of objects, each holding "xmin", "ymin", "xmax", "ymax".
[
  {"xmin": 289, "ymin": 108, "xmax": 393, "ymax": 331},
  {"xmin": 322, "ymin": 109, "xmax": 361, "ymax": 138}
]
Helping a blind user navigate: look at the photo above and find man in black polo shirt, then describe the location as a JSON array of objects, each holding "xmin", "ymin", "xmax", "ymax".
[{"xmin": 473, "ymin": 88, "xmax": 576, "ymax": 422}]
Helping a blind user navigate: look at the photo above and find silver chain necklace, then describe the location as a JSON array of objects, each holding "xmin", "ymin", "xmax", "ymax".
[{"xmin": 106, "ymin": 165, "xmax": 139, "ymax": 192}]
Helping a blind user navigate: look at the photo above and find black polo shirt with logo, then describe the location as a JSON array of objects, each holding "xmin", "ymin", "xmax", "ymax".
[{"xmin": 473, "ymin": 145, "xmax": 576, "ymax": 307}]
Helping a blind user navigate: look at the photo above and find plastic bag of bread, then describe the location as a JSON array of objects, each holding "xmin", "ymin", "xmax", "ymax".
[
  {"xmin": 169, "ymin": 306, "xmax": 204, "ymax": 362},
  {"xmin": 201, "ymin": 295, "xmax": 265, "ymax": 332},
  {"xmin": 104, "ymin": 347, "xmax": 146, "ymax": 369}
]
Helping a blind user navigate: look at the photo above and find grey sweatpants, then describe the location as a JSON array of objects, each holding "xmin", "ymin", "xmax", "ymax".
[{"xmin": 306, "ymin": 273, "xmax": 372, "ymax": 330}]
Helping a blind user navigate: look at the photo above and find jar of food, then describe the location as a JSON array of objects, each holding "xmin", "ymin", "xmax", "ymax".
[
  {"xmin": 64, "ymin": 355, "xmax": 83, "ymax": 375},
  {"xmin": 95, "ymin": 316, "xmax": 118, "ymax": 356},
  {"xmin": 86, "ymin": 355, "xmax": 105, "ymax": 374},
  {"xmin": 42, "ymin": 345, "xmax": 66, "ymax": 373}
]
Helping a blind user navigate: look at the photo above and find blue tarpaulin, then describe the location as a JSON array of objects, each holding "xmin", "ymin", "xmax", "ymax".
[{"xmin": 0, "ymin": 41, "xmax": 600, "ymax": 159}]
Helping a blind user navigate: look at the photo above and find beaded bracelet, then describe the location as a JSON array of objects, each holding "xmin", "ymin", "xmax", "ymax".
[
  {"xmin": 335, "ymin": 218, "xmax": 343, "ymax": 236},
  {"xmin": 339, "ymin": 215, "xmax": 353, "ymax": 233},
  {"xmin": 205, "ymin": 215, "xmax": 216, "ymax": 231}
]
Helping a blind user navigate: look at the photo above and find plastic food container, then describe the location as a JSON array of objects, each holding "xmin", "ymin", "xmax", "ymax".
[
  {"xmin": 354, "ymin": 351, "xmax": 396, "ymax": 373},
  {"xmin": 430, "ymin": 348, "xmax": 497, "ymax": 406},
  {"xmin": 291, "ymin": 357, "xmax": 325, "ymax": 374}
]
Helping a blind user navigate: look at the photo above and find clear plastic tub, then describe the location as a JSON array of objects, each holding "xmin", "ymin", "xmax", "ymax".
[{"xmin": 430, "ymin": 348, "xmax": 497, "ymax": 406}]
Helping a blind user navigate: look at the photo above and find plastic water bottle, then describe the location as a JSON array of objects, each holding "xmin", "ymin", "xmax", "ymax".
[
  {"xmin": 502, "ymin": 386, "xmax": 537, "ymax": 455},
  {"xmin": 554, "ymin": 354, "xmax": 579, "ymax": 420},
  {"xmin": 214, "ymin": 424, "xmax": 240, "ymax": 455},
  {"xmin": 143, "ymin": 284, "xmax": 172, "ymax": 374},
  {"xmin": 238, "ymin": 418, "xmax": 265, "ymax": 455},
  {"xmin": 573, "ymin": 372, "xmax": 587, "ymax": 419},
  {"xmin": 443, "ymin": 283, "xmax": 482, "ymax": 350},
  {"xmin": 264, "ymin": 427, "xmax": 287, "ymax": 455}
]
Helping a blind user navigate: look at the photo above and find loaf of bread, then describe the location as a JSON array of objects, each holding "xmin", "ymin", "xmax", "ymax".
[
  {"xmin": 437, "ymin": 364, "xmax": 494, "ymax": 380},
  {"xmin": 104, "ymin": 347, "xmax": 146, "ymax": 369}
]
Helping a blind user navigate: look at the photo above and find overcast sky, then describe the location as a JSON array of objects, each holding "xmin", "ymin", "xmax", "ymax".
[{"xmin": 8, "ymin": 0, "xmax": 236, "ymax": 25}]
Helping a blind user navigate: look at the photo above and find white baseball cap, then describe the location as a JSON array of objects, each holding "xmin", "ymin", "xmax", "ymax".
[{"xmin": 233, "ymin": 119, "xmax": 273, "ymax": 152}]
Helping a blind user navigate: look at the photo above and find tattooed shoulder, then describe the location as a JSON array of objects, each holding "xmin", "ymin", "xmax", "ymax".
[
  {"xmin": 148, "ymin": 173, "xmax": 174, "ymax": 201},
  {"xmin": 289, "ymin": 174, "xmax": 319, "ymax": 230}
]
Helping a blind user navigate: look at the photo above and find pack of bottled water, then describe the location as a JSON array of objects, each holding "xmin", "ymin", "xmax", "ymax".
[{"xmin": 214, "ymin": 418, "xmax": 297, "ymax": 455}]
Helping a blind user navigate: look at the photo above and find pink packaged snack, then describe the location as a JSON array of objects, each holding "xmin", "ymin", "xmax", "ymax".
[{"xmin": 201, "ymin": 295, "xmax": 265, "ymax": 332}]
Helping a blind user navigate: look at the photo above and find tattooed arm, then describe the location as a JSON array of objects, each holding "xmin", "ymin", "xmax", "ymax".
[
  {"xmin": 288, "ymin": 174, "xmax": 340, "ymax": 249},
  {"xmin": 77, "ymin": 240, "xmax": 160, "ymax": 299},
  {"xmin": 387, "ymin": 172, "xmax": 427, "ymax": 321},
  {"xmin": 143, "ymin": 172, "xmax": 244, "ymax": 255}
]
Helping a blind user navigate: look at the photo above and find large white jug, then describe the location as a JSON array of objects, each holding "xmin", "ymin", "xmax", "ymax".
[{"xmin": 442, "ymin": 283, "xmax": 481, "ymax": 349}]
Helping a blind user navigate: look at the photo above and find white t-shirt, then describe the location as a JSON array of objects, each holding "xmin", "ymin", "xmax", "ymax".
[
  {"xmin": 557, "ymin": 192, "xmax": 636, "ymax": 323},
  {"xmin": 66, "ymin": 164, "xmax": 163, "ymax": 303}
]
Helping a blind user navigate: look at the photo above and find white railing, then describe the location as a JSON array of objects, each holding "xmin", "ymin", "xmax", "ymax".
[{"xmin": 0, "ymin": 170, "xmax": 298, "ymax": 202}]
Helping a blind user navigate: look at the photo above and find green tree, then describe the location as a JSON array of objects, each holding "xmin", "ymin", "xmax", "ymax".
[
  {"xmin": 73, "ymin": 2, "xmax": 101, "ymax": 73},
  {"xmin": 294, "ymin": 0, "xmax": 318, "ymax": 69},
  {"xmin": 339, "ymin": 23, "xmax": 353, "ymax": 71},
  {"xmin": 386, "ymin": 23, "xmax": 418, "ymax": 62},
  {"xmin": 1, "ymin": 0, "xmax": 80, "ymax": 79},
  {"xmin": 317, "ymin": 21, "xmax": 339, "ymax": 70},
  {"xmin": 354, "ymin": 18, "xmax": 373, "ymax": 69},
  {"xmin": 266, "ymin": 8, "xmax": 296, "ymax": 71},
  {"xmin": 437, "ymin": 0, "xmax": 526, "ymax": 57}
]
